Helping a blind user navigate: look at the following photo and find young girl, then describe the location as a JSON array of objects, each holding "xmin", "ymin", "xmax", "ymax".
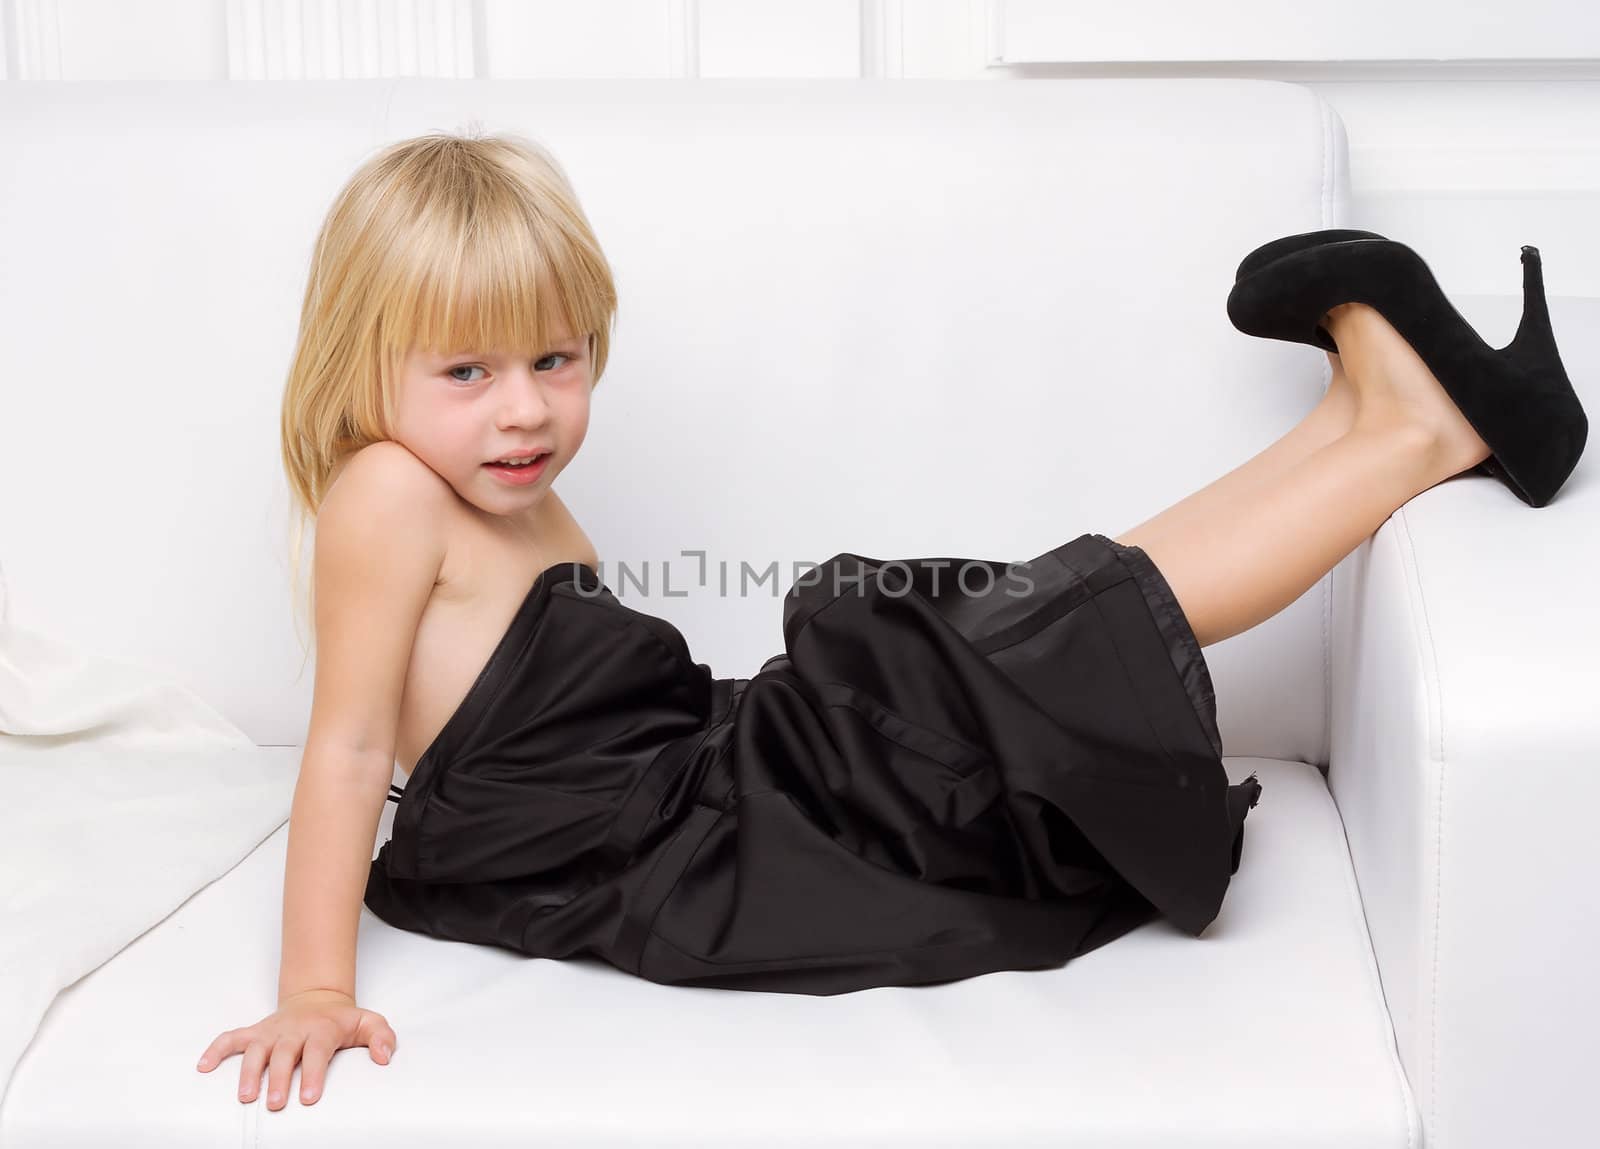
[{"xmin": 196, "ymin": 130, "xmax": 1585, "ymax": 1112}]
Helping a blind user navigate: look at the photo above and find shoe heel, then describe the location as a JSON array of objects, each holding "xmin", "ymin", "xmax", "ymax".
[
  {"xmin": 1506, "ymin": 245, "xmax": 1560, "ymax": 362},
  {"xmin": 1475, "ymin": 247, "xmax": 1553, "ymax": 485},
  {"xmin": 1488, "ymin": 244, "xmax": 1588, "ymax": 506}
]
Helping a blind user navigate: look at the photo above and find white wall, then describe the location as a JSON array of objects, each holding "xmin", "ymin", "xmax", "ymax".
[{"xmin": 4, "ymin": 0, "xmax": 1597, "ymax": 301}]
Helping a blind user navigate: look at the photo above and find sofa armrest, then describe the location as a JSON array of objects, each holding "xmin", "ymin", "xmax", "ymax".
[{"xmin": 1328, "ymin": 477, "xmax": 1600, "ymax": 1149}]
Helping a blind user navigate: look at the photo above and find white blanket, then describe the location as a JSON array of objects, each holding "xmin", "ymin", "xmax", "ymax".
[{"xmin": 0, "ymin": 618, "xmax": 297, "ymax": 1112}]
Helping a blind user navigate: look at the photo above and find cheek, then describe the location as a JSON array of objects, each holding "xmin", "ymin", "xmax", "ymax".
[
  {"xmin": 562, "ymin": 395, "xmax": 592, "ymax": 443},
  {"xmin": 397, "ymin": 391, "xmax": 475, "ymax": 465},
  {"xmin": 439, "ymin": 421, "xmax": 486, "ymax": 468}
]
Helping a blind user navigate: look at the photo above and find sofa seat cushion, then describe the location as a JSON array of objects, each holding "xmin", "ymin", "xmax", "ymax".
[{"xmin": 2, "ymin": 756, "xmax": 1417, "ymax": 1148}]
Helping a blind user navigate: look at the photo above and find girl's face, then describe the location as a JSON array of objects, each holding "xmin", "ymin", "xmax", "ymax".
[{"xmin": 393, "ymin": 327, "xmax": 593, "ymax": 519}]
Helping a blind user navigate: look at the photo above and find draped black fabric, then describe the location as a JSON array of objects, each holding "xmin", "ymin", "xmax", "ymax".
[{"xmin": 364, "ymin": 532, "xmax": 1262, "ymax": 996}]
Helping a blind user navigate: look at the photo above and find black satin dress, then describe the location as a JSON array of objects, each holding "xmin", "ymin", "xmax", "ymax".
[{"xmin": 364, "ymin": 532, "xmax": 1262, "ymax": 996}]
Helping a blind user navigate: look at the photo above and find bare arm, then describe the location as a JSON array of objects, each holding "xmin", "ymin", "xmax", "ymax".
[
  {"xmin": 277, "ymin": 442, "xmax": 452, "ymax": 1004},
  {"xmin": 198, "ymin": 443, "xmax": 454, "ymax": 1109},
  {"xmin": 276, "ymin": 749, "xmax": 394, "ymax": 1002}
]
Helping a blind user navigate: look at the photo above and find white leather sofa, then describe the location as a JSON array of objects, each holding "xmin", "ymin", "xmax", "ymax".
[{"xmin": 2, "ymin": 77, "xmax": 1593, "ymax": 1149}]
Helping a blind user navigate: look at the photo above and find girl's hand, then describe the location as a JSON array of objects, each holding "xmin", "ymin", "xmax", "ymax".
[{"xmin": 195, "ymin": 988, "xmax": 397, "ymax": 1109}]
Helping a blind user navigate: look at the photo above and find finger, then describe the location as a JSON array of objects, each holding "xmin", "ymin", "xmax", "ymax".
[
  {"xmin": 297, "ymin": 1038, "xmax": 335, "ymax": 1105},
  {"xmin": 264, "ymin": 1038, "xmax": 302, "ymax": 1111},
  {"xmin": 359, "ymin": 1015, "xmax": 395, "ymax": 1063},
  {"xmin": 237, "ymin": 1040, "xmax": 269, "ymax": 1104},
  {"xmin": 196, "ymin": 1030, "xmax": 240, "ymax": 1072}
]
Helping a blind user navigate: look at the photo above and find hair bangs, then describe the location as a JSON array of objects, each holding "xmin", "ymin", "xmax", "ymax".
[{"xmin": 381, "ymin": 174, "xmax": 608, "ymax": 379}]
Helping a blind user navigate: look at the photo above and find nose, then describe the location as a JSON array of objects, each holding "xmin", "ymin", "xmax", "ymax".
[{"xmin": 495, "ymin": 366, "xmax": 556, "ymax": 429}]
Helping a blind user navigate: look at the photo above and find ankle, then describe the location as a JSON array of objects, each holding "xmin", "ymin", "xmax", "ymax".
[
  {"xmin": 1322, "ymin": 302, "xmax": 1379, "ymax": 347},
  {"xmin": 1348, "ymin": 407, "xmax": 1444, "ymax": 455}
]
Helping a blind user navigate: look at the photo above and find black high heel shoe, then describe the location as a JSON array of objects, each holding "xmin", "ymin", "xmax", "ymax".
[
  {"xmin": 1234, "ymin": 228, "xmax": 1389, "ymax": 290},
  {"xmin": 1226, "ymin": 238, "xmax": 1587, "ymax": 508}
]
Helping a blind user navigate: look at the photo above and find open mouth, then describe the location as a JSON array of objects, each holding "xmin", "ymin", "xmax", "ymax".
[
  {"xmin": 483, "ymin": 452, "xmax": 552, "ymax": 482},
  {"xmin": 485, "ymin": 453, "xmax": 549, "ymax": 469}
]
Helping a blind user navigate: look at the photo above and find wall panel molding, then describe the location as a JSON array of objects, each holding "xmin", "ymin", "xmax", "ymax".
[
  {"xmin": 695, "ymin": 0, "xmax": 858, "ymax": 78},
  {"xmin": 994, "ymin": 0, "xmax": 1600, "ymax": 65},
  {"xmin": 11, "ymin": 0, "xmax": 63, "ymax": 80},
  {"xmin": 226, "ymin": 0, "xmax": 475, "ymax": 80},
  {"xmin": 482, "ymin": 0, "xmax": 684, "ymax": 79},
  {"xmin": 859, "ymin": 0, "xmax": 902, "ymax": 79},
  {"xmin": 666, "ymin": 0, "xmax": 697, "ymax": 78},
  {"xmin": 983, "ymin": 0, "xmax": 1002, "ymax": 68}
]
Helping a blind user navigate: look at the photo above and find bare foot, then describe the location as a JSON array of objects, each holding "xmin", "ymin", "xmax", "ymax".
[{"xmin": 1322, "ymin": 303, "xmax": 1493, "ymax": 476}]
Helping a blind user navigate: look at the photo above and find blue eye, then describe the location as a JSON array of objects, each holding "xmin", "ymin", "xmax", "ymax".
[{"xmin": 444, "ymin": 354, "xmax": 571, "ymax": 386}]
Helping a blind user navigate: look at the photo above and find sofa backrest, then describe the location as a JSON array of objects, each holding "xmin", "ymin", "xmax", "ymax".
[{"xmin": 0, "ymin": 77, "xmax": 1349, "ymax": 765}]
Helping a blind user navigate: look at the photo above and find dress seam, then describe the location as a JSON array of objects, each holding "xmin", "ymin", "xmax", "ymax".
[
  {"xmin": 1096, "ymin": 536, "xmax": 1225, "ymax": 761},
  {"xmin": 812, "ymin": 680, "xmax": 992, "ymax": 777},
  {"xmin": 1079, "ymin": 591, "xmax": 1187, "ymax": 768}
]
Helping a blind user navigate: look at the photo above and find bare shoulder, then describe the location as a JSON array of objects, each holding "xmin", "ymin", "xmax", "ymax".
[
  {"xmin": 307, "ymin": 442, "xmax": 454, "ymax": 763},
  {"xmin": 324, "ymin": 441, "xmax": 454, "ymax": 514},
  {"xmin": 319, "ymin": 441, "xmax": 457, "ymax": 596}
]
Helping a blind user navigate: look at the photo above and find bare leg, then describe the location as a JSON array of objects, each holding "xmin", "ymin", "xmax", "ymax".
[
  {"xmin": 1115, "ymin": 352, "xmax": 1359, "ymax": 560},
  {"xmin": 1115, "ymin": 303, "xmax": 1492, "ymax": 648}
]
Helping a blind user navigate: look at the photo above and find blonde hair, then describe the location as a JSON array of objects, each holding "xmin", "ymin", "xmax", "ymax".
[{"xmin": 279, "ymin": 128, "xmax": 619, "ymax": 675}]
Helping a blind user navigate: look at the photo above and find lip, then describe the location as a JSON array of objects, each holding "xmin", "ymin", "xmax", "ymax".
[{"xmin": 482, "ymin": 454, "xmax": 551, "ymax": 485}]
